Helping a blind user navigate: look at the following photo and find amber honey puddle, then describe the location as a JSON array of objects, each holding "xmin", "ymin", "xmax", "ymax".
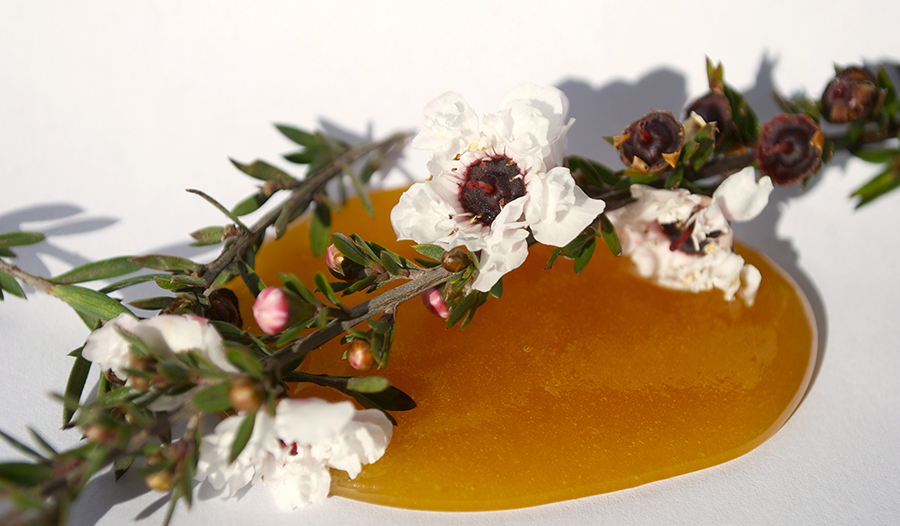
[{"xmin": 235, "ymin": 189, "xmax": 816, "ymax": 511}]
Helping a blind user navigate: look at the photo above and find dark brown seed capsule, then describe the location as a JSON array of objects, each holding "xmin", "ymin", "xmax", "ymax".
[
  {"xmin": 821, "ymin": 67, "xmax": 883, "ymax": 123},
  {"xmin": 755, "ymin": 114, "xmax": 824, "ymax": 185},
  {"xmin": 615, "ymin": 111, "xmax": 684, "ymax": 172}
]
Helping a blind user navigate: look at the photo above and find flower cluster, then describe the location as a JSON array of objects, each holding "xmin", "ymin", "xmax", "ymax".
[
  {"xmin": 391, "ymin": 83, "xmax": 606, "ymax": 292},
  {"xmin": 195, "ymin": 399, "xmax": 392, "ymax": 510},
  {"xmin": 607, "ymin": 167, "xmax": 773, "ymax": 305},
  {"xmin": 82, "ymin": 313, "xmax": 238, "ymax": 410}
]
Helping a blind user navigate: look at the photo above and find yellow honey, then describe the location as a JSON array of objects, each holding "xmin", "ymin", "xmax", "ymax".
[{"xmin": 235, "ymin": 189, "xmax": 816, "ymax": 511}]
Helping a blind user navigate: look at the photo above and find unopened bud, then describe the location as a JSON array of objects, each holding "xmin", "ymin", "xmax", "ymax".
[
  {"xmin": 615, "ymin": 111, "xmax": 684, "ymax": 172},
  {"xmin": 821, "ymin": 67, "xmax": 883, "ymax": 123},
  {"xmin": 145, "ymin": 469, "xmax": 175, "ymax": 492},
  {"xmin": 84, "ymin": 424, "xmax": 117, "ymax": 444},
  {"xmin": 421, "ymin": 287, "xmax": 449, "ymax": 319},
  {"xmin": 685, "ymin": 91, "xmax": 732, "ymax": 144},
  {"xmin": 755, "ymin": 114, "xmax": 824, "ymax": 185},
  {"xmin": 441, "ymin": 248, "xmax": 470, "ymax": 273},
  {"xmin": 252, "ymin": 287, "xmax": 313, "ymax": 334},
  {"xmin": 228, "ymin": 376, "xmax": 265, "ymax": 413},
  {"xmin": 326, "ymin": 244, "xmax": 366, "ymax": 282},
  {"xmin": 347, "ymin": 339, "xmax": 375, "ymax": 371}
]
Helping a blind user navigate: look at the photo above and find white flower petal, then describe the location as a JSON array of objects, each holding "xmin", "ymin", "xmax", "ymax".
[
  {"xmin": 274, "ymin": 399, "xmax": 357, "ymax": 445},
  {"xmin": 712, "ymin": 167, "xmax": 774, "ymax": 222},
  {"xmin": 738, "ymin": 264, "xmax": 762, "ymax": 306},
  {"xmin": 411, "ymin": 91, "xmax": 480, "ymax": 162},
  {"xmin": 526, "ymin": 167, "xmax": 605, "ymax": 246},
  {"xmin": 82, "ymin": 313, "xmax": 139, "ymax": 378}
]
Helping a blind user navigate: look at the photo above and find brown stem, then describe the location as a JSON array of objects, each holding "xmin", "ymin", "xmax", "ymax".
[{"xmin": 0, "ymin": 259, "xmax": 55, "ymax": 294}]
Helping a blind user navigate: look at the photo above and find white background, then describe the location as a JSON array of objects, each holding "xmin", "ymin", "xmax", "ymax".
[{"xmin": 1, "ymin": 1, "xmax": 899, "ymax": 525}]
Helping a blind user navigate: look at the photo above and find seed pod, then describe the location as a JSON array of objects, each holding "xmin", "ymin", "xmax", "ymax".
[
  {"xmin": 755, "ymin": 114, "xmax": 824, "ymax": 185},
  {"xmin": 685, "ymin": 91, "xmax": 732, "ymax": 145},
  {"xmin": 441, "ymin": 248, "xmax": 470, "ymax": 273},
  {"xmin": 228, "ymin": 375, "xmax": 265, "ymax": 413},
  {"xmin": 821, "ymin": 67, "xmax": 883, "ymax": 123},
  {"xmin": 615, "ymin": 111, "xmax": 684, "ymax": 172},
  {"xmin": 206, "ymin": 288, "xmax": 243, "ymax": 327}
]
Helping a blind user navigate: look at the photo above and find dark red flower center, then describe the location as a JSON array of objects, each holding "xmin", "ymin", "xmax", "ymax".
[{"xmin": 459, "ymin": 156, "xmax": 526, "ymax": 226}]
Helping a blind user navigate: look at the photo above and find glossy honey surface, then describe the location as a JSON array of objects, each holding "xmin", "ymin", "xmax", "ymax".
[{"xmin": 235, "ymin": 189, "xmax": 816, "ymax": 511}]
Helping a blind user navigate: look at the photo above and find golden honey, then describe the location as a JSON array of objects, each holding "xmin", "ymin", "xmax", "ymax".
[{"xmin": 235, "ymin": 189, "xmax": 816, "ymax": 511}]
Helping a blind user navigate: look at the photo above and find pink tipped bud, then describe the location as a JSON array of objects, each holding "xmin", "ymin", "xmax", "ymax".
[
  {"xmin": 252, "ymin": 287, "xmax": 312, "ymax": 334},
  {"xmin": 347, "ymin": 339, "xmax": 375, "ymax": 371},
  {"xmin": 421, "ymin": 287, "xmax": 449, "ymax": 319},
  {"xmin": 326, "ymin": 244, "xmax": 342, "ymax": 273}
]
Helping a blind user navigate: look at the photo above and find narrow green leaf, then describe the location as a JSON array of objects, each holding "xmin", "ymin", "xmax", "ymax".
[
  {"xmin": 446, "ymin": 291, "xmax": 478, "ymax": 329},
  {"xmin": 852, "ymin": 168, "xmax": 900, "ymax": 208},
  {"xmin": 379, "ymin": 251, "xmax": 401, "ymax": 275},
  {"xmin": 99, "ymin": 273, "xmax": 167, "ymax": 293},
  {"xmin": 350, "ymin": 234, "xmax": 381, "ymax": 262},
  {"xmin": 63, "ymin": 348, "xmax": 91, "ymax": 426},
  {"xmin": 27, "ymin": 429, "xmax": 57, "ymax": 457},
  {"xmin": 239, "ymin": 263, "xmax": 266, "ymax": 298},
  {"xmin": 344, "ymin": 164, "xmax": 375, "ymax": 217},
  {"xmin": 331, "ymin": 233, "xmax": 371, "ymax": 266},
  {"xmin": 158, "ymin": 362, "xmax": 191, "ymax": 384},
  {"xmin": 226, "ymin": 345, "xmax": 264, "ymax": 379},
  {"xmin": 52, "ymin": 285, "xmax": 133, "ymax": 321},
  {"xmin": 346, "ymin": 376, "xmax": 390, "ymax": 393},
  {"xmin": 210, "ymin": 320, "xmax": 244, "ymax": 341},
  {"xmin": 0, "ymin": 247, "xmax": 15, "ymax": 258},
  {"xmin": 489, "ymin": 278, "xmax": 503, "ymax": 299},
  {"xmin": 189, "ymin": 226, "xmax": 226, "ymax": 247},
  {"xmin": 412, "ymin": 244, "xmax": 446, "ymax": 262},
  {"xmin": 154, "ymin": 274, "xmax": 208, "ymax": 291},
  {"xmin": 229, "ymin": 158, "xmax": 294, "ymax": 183},
  {"xmin": 129, "ymin": 255, "xmax": 200, "ymax": 273},
  {"xmin": 283, "ymin": 149, "xmax": 319, "ymax": 165},
  {"xmin": 0, "ymin": 462, "xmax": 53, "ymax": 487},
  {"xmin": 348, "ymin": 385, "xmax": 416, "ymax": 412},
  {"xmin": 0, "ymin": 431, "xmax": 45, "ymax": 461},
  {"xmin": 599, "ymin": 214, "xmax": 623, "ymax": 257},
  {"xmin": 573, "ymin": 237, "xmax": 596, "ymax": 276},
  {"xmin": 279, "ymin": 273, "xmax": 319, "ymax": 306},
  {"xmin": 114, "ymin": 454, "xmax": 135, "ymax": 481},
  {"xmin": 128, "ymin": 296, "xmax": 176, "ymax": 311},
  {"xmin": 274, "ymin": 202, "xmax": 293, "ymax": 240},
  {"xmin": 851, "ymin": 148, "xmax": 899, "ymax": 164},
  {"xmin": 91, "ymin": 386, "xmax": 141, "ymax": 408},
  {"xmin": 229, "ymin": 411, "xmax": 256, "ymax": 463},
  {"xmin": 50, "ymin": 257, "xmax": 141, "ymax": 284},
  {"xmin": 313, "ymin": 272, "xmax": 345, "ymax": 310},
  {"xmin": 664, "ymin": 166, "xmax": 684, "ymax": 189},
  {"xmin": 274, "ymin": 124, "xmax": 318, "ymax": 147},
  {"xmin": 545, "ymin": 247, "xmax": 563, "ymax": 269},
  {"xmin": 191, "ymin": 383, "xmax": 232, "ymax": 413},
  {"xmin": 0, "ymin": 231, "xmax": 45, "ymax": 248},
  {"xmin": 0, "ymin": 269, "xmax": 25, "ymax": 298},
  {"xmin": 309, "ymin": 203, "xmax": 331, "ymax": 257},
  {"xmin": 231, "ymin": 194, "xmax": 263, "ymax": 217}
]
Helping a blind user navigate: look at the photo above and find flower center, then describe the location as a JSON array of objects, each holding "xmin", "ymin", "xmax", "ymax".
[{"xmin": 459, "ymin": 156, "xmax": 526, "ymax": 226}]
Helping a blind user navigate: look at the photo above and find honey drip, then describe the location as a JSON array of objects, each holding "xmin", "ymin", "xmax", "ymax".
[{"xmin": 235, "ymin": 189, "xmax": 816, "ymax": 511}]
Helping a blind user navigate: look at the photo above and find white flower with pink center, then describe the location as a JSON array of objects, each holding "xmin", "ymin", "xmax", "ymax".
[
  {"xmin": 195, "ymin": 398, "xmax": 392, "ymax": 510},
  {"xmin": 607, "ymin": 167, "xmax": 773, "ymax": 305},
  {"xmin": 391, "ymin": 83, "xmax": 607, "ymax": 292}
]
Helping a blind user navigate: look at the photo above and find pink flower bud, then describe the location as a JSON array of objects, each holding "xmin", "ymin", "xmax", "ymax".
[
  {"xmin": 421, "ymin": 287, "xmax": 449, "ymax": 319},
  {"xmin": 325, "ymin": 244, "xmax": 342, "ymax": 273},
  {"xmin": 252, "ymin": 287, "xmax": 310, "ymax": 334}
]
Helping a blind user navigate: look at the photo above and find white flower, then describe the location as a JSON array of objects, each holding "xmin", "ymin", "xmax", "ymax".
[
  {"xmin": 607, "ymin": 167, "xmax": 773, "ymax": 305},
  {"xmin": 195, "ymin": 398, "xmax": 392, "ymax": 510},
  {"xmin": 391, "ymin": 83, "xmax": 606, "ymax": 292},
  {"xmin": 82, "ymin": 313, "xmax": 237, "ymax": 410}
]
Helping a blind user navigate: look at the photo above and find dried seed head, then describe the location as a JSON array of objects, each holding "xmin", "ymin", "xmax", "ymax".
[
  {"xmin": 228, "ymin": 375, "xmax": 265, "ymax": 413},
  {"xmin": 685, "ymin": 91, "xmax": 732, "ymax": 144},
  {"xmin": 206, "ymin": 288, "xmax": 243, "ymax": 328},
  {"xmin": 755, "ymin": 114, "xmax": 824, "ymax": 185},
  {"xmin": 821, "ymin": 67, "xmax": 883, "ymax": 123},
  {"xmin": 616, "ymin": 111, "xmax": 685, "ymax": 172}
]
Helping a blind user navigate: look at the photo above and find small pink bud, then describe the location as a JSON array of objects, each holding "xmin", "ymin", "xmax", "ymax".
[
  {"xmin": 421, "ymin": 287, "xmax": 449, "ymax": 319},
  {"xmin": 252, "ymin": 287, "xmax": 312, "ymax": 334},
  {"xmin": 325, "ymin": 244, "xmax": 342, "ymax": 273}
]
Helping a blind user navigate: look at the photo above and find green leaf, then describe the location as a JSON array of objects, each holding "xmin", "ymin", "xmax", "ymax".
[
  {"xmin": 50, "ymin": 256, "xmax": 141, "ymax": 284},
  {"xmin": 599, "ymin": 213, "xmax": 622, "ymax": 257},
  {"xmin": 52, "ymin": 285, "xmax": 133, "ymax": 321},
  {"xmin": 210, "ymin": 320, "xmax": 244, "ymax": 341},
  {"xmin": 0, "ymin": 231, "xmax": 45, "ymax": 248},
  {"xmin": 348, "ymin": 385, "xmax": 416, "ymax": 412},
  {"xmin": 852, "ymin": 167, "xmax": 900, "ymax": 208},
  {"xmin": 664, "ymin": 166, "xmax": 684, "ymax": 189},
  {"xmin": 412, "ymin": 244, "xmax": 445, "ymax": 262},
  {"xmin": 573, "ymin": 236, "xmax": 596, "ymax": 276},
  {"xmin": 129, "ymin": 255, "xmax": 200, "ymax": 273},
  {"xmin": 229, "ymin": 411, "xmax": 256, "ymax": 463},
  {"xmin": 191, "ymin": 383, "xmax": 232, "ymax": 413},
  {"xmin": 27, "ymin": 429, "xmax": 58, "ymax": 457},
  {"xmin": 346, "ymin": 376, "xmax": 390, "ymax": 393},
  {"xmin": 279, "ymin": 273, "xmax": 319, "ymax": 306},
  {"xmin": 239, "ymin": 262, "xmax": 266, "ymax": 298},
  {"xmin": 851, "ymin": 148, "xmax": 899, "ymax": 164},
  {"xmin": 91, "ymin": 386, "xmax": 142, "ymax": 408},
  {"xmin": 379, "ymin": 251, "xmax": 401, "ymax": 275},
  {"xmin": 190, "ymin": 226, "xmax": 226, "ymax": 247},
  {"xmin": 446, "ymin": 291, "xmax": 478, "ymax": 329},
  {"xmin": 229, "ymin": 158, "xmax": 294, "ymax": 183},
  {"xmin": 344, "ymin": 164, "xmax": 375, "ymax": 217},
  {"xmin": 274, "ymin": 202, "xmax": 293, "ymax": 240},
  {"xmin": 154, "ymin": 274, "xmax": 208, "ymax": 291},
  {"xmin": 128, "ymin": 296, "xmax": 176, "ymax": 311},
  {"xmin": 0, "ymin": 431, "xmax": 45, "ymax": 461},
  {"xmin": 331, "ymin": 233, "xmax": 371, "ymax": 266},
  {"xmin": 226, "ymin": 345, "xmax": 263, "ymax": 379},
  {"xmin": 275, "ymin": 124, "xmax": 318, "ymax": 147},
  {"xmin": 877, "ymin": 66, "xmax": 899, "ymax": 116},
  {"xmin": 0, "ymin": 247, "xmax": 15, "ymax": 258},
  {"xmin": 158, "ymin": 361, "xmax": 191, "ymax": 384},
  {"xmin": 63, "ymin": 348, "xmax": 91, "ymax": 426},
  {"xmin": 0, "ymin": 462, "xmax": 53, "ymax": 487},
  {"xmin": 98, "ymin": 273, "xmax": 168, "ymax": 293},
  {"xmin": 114, "ymin": 455, "xmax": 135, "ymax": 481},
  {"xmin": 231, "ymin": 194, "xmax": 264, "ymax": 217},
  {"xmin": 309, "ymin": 203, "xmax": 331, "ymax": 257},
  {"xmin": 489, "ymin": 278, "xmax": 503, "ymax": 299},
  {"xmin": 350, "ymin": 234, "xmax": 381, "ymax": 262},
  {"xmin": 0, "ymin": 269, "xmax": 25, "ymax": 298},
  {"xmin": 313, "ymin": 272, "xmax": 346, "ymax": 310}
]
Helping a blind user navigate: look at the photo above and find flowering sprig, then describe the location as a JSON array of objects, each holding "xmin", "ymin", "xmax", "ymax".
[{"xmin": 1, "ymin": 58, "xmax": 899, "ymax": 526}]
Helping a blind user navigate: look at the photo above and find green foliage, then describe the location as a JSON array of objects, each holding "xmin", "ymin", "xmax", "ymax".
[
  {"xmin": 51, "ymin": 285, "xmax": 133, "ymax": 321},
  {"xmin": 50, "ymin": 256, "xmax": 142, "ymax": 284}
]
